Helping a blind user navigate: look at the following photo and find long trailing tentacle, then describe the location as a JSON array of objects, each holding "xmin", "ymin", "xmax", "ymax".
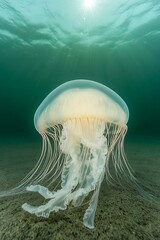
[
  {"xmin": 0, "ymin": 125, "xmax": 64, "ymax": 197},
  {"xmin": 104, "ymin": 122, "xmax": 160, "ymax": 206}
]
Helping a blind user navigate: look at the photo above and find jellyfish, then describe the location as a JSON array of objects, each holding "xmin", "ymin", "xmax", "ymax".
[{"xmin": 1, "ymin": 79, "xmax": 134, "ymax": 229}]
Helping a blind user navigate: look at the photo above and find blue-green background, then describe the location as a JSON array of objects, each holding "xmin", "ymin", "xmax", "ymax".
[{"xmin": 0, "ymin": 0, "xmax": 160, "ymax": 137}]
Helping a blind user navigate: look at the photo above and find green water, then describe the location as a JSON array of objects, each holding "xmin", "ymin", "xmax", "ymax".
[
  {"xmin": 0, "ymin": 0, "xmax": 160, "ymax": 137},
  {"xmin": 0, "ymin": 2, "xmax": 160, "ymax": 238}
]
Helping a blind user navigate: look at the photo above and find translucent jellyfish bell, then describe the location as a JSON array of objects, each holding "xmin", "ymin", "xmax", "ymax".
[
  {"xmin": 1, "ymin": 80, "xmax": 133, "ymax": 229},
  {"xmin": 34, "ymin": 79, "xmax": 129, "ymax": 132}
]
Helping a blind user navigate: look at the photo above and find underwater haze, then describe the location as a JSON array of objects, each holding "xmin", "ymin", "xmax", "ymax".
[
  {"xmin": 0, "ymin": 1, "xmax": 160, "ymax": 239},
  {"xmin": 0, "ymin": 0, "xmax": 160, "ymax": 137}
]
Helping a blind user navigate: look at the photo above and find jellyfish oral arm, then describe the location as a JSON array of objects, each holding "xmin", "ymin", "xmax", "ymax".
[
  {"xmin": 22, "ymin": 119, "xmax": 107, "ymax": 229},
  {"xmin": 25, "ymin": 185, "xmax": 55, "ymax": 199}
]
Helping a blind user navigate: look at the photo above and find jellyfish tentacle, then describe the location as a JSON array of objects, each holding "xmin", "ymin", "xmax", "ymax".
[
  {"xmin": 26, "ymin": 185, "xmax": 55, "ymax": 199},
  {"xmin": 22, "ymin": 147, "xmax": 81, "ymax": 216},
  {"xmin": 22, "ymin": 188, "xmax": 71, "ymax": 217},
  {"xmin": 20, "ymin": 119, "xmax": 134, "ymax": 231},
  {"xmin": 82, "ymin": 144, "xmax": 107, "ymax": 228},
  {"xmin": 83, "ymin": 169, "xmax": 105, "ymax": 229}
]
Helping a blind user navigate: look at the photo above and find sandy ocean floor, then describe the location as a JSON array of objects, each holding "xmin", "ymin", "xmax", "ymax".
[{"xmin": 0, "ymin": 137, "xmax": 160, "ymax": 240}]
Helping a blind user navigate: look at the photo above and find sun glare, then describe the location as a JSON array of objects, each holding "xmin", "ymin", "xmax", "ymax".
[{"xmin": 84, "ymin": 0, "xmax": 96, "ymax": 11}]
